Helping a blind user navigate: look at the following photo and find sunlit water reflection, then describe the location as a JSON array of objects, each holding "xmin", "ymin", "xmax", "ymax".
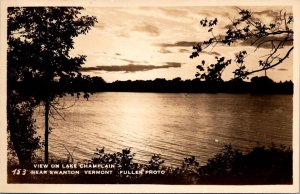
[{"xmin": 35, "ymin": 92, "xmax": 292, "ymax": 166}]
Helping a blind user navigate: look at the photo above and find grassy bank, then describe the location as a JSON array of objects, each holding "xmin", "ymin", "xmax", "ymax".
[{"xmin": 8, "ymin": 144, "xmax": 292, "ymax": 184}]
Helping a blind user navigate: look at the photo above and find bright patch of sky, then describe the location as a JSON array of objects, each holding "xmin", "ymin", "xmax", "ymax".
[{"xmin": 71, "ymin": 6, "xmax": 293, "ymax": 82}]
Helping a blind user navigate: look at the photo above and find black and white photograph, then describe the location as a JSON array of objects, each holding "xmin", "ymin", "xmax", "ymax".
[{"xmin": 0, "ymin": 0, "xmax": 299, "ymax": 193}]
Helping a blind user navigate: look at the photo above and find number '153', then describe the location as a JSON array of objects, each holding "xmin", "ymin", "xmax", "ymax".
[{"xmin": 12, "ymin": 169, "xmax": 26, "ymax": 175}]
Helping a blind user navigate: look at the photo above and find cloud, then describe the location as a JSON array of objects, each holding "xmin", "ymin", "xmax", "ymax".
[
  {"xmin": 159, "ymin": 8, "xmax": 188, "ymax": 17},
  {"xmin": 277, "ymin": 68, "xmax": 288, "ymax": 71},
  {"xmin": 158, "ymin": 48, "xmax": 172, "ymax": 54},
  {"xmin": 203, "ymin": 51, "xmax": 221, "ymax": 56},
  {"xmin": 80, "ymin": 63, "xmax": 181, "ymax": 73},
  {"xmin": 165, "ymin": 62, "xmax": 181, "ymax": 66},
  {"xmin": 192, "ymin": 7, "xmax": 234, "ymax": 19},
  {"xmin": 252, "ymin": 10, "xmax": 279, "ymax": 18},
  {"xmin": 179, "ymin": 48, "xmax": 220, "ymax": 56},
  {"xmin": 239, "ymin": 35, "xmax": 293, "ymax": 48},
  {"xmin": 223, "ymin": 10, "xmax": 275, "ymax": 29},
  {"xmin": 179, "ymin": 49, "xmax": 190, "ymax": 53},
  {"xmin": 158, "ymin": 41, "xmax": 198, "ymax": 48},
  {"xmin": 224, "ymin": 23, "xmax": 234, "ymax": 29},
  {"xmin": 132, "ymin": 23, "xmax": 160, "ymax": 36},
  {"xmin": 189, "ymin": 33, "xmax": 293, "ymax": 49},
  {"xmin": 158, "ymin": 36, "xmax": 292, "ymax": 54},
  {"xmin": 94, "ymin": 22, "xmax": 105, "ymax": 29},
  {"xmin": 119, "ymin": 58, "xmax": 135, "ymax": 63}
]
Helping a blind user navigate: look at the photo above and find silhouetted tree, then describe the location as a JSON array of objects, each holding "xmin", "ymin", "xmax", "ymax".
[
  {"xmin": 172, "ymin": 77, "xmax": 182, "ymax": 82},
  {"xmin": 7, "ymin": 7, "xmax": 97, "ymax": 164},
  {"xmin": 191, "ymin": 8, "xmax": 293, "ymax": 81}
]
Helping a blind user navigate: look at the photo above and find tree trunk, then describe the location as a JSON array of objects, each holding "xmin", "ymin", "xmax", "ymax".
[{"xmin": 44, "ymin": 100, "xmax": 50, "ymax": 164}]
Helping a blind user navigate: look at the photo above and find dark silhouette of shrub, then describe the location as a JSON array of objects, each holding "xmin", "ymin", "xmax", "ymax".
[
  {"xmin": 8, "ymin": 144, "xmax": 292, "ymax": 184},
  {"xmin": 196, "ymin": 144, "xmax": 292, "ymax": 184}
]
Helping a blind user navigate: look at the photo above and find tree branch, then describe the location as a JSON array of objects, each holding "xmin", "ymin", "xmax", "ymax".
[{"xmin": 244, "ymin": 46, "xmax": 293, "ymax": 77}]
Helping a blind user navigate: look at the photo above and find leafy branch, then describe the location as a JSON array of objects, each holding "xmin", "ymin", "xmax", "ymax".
[{"xmin": 191, "ymin": 8, "xmax": 293, "ymax": 81}]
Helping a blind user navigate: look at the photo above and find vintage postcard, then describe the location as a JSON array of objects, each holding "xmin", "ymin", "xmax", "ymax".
[{"xmin": 0, "ymin": 0, "xmax": 299, "ymax": 193}]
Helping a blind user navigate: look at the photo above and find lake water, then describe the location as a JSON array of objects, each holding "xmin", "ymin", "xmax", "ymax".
[{"xmin": 35, "ymin": 92, "xmax": 293, "ymax": 166}]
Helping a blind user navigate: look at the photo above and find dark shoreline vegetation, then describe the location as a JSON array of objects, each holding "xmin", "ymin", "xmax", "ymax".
[
  {"xmin": 8, "ymin": 144, "xmax": 292, "ymax": 184},
  {"xmin": 18, "ymin": 75, "xmax": 291, "ymax": 94},
  {"xmin": 12, "ymin": 76, "xmax": 294, "ymax": 97}
]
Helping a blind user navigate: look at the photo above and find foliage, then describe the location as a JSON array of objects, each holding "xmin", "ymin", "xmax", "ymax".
[
  {"xmin": 7, "ymin": 7, "xmax": 97, "ymax": 164},
  {"xmin": 196, "ymin": 144, "xmax": 292, "ymax": 184},
  {"xmin": 7, "ymin": 94, "xmax": 40, "ymax": 166},
  {"xmin": 102, "ymin": 77, "xmax": 293, "ymax": 94},
  {"xmin": 87, "ymin": 148, "xmax": 169, "ymax": 181},
  {"xmin": 90, "ymin": 147, "xmax": 139, "ymax": 171},
  {"xmin": 8, "ymin": 144, "xmax": 292, "ymax": 184},
  {"xmin": 8, "ymin": 7, "xmax": 97, "ymax": 102},
  {"xmin": 146, "ymin": 154, "xmax": 165, "ymax": 170},
  {"xmin": 191, "ymin": 8, "xmax": 293, "ymax": 81}
]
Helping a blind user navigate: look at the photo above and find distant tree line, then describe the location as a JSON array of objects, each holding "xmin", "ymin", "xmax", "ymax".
[{"xmin": 64, "ymin": 76, "xmax": 293, "ymax": 94}]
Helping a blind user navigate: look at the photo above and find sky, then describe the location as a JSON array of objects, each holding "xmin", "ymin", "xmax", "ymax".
[{"xmin": 71, "ymin": 6, "xmax": 293, "ymax": 83}]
